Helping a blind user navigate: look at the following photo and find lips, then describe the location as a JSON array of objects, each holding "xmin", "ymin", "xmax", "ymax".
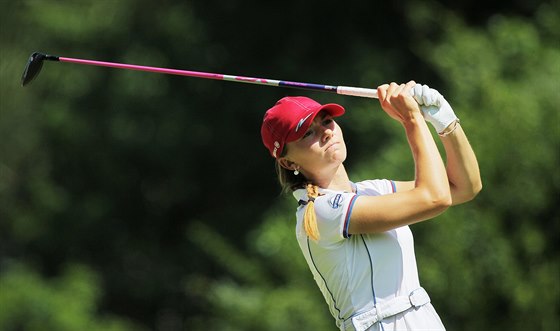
[{"xmin": 325, "ymin": 141, "xmax": 339, "ymax": 152}]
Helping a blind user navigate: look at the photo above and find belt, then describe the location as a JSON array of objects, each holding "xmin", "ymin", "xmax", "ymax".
[{"xmin": 341, "ymin": 287, "xmax": 431, "ymax": 331}]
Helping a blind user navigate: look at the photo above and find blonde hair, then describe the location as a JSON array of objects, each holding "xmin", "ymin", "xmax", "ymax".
[
  {"xmin": 303, "ymin": 183, "xmax": 320, "ymax": 241},
  {"xmin": 275, "ymin": 162, "xmax": 321, "ymax": 241}
]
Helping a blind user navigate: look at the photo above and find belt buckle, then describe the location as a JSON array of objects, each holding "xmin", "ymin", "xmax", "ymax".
[{"xmin": 409, "ymin": 287, "xmax": 430, "ymax": 307}]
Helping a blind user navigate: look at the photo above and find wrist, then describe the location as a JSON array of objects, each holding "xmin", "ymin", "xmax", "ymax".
[
  {"xmin": 427, "ymin": 109, "xmax": 458, "ymax": 133},
  {"xmin": 402, "ymin": 112, "xmax": 426, "ymax": 129},
  {"xmin": 438, "ymin": 119, "xmax": 460, "ymax": 137}
]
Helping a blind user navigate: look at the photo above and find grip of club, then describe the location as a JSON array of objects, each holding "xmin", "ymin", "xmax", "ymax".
[{"xmin": 337, "ymin": 86, "xmax": 378, "ymax": 99}]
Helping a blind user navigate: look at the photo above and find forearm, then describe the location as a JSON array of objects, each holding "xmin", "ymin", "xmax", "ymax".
[
  {"xmin": 440, "ymin": 123, "xmax": 482, "ymax": 204},
  {"xmin": 411, "ymin": 84, "xmax": 481, "ymax": 205},
  {"xmin": 349, "ymin": 115, "xmax": 451, "ymax": 235},
  {"xmin": 404, "ymin": 114, "xmax": 451, "ymax": 207}
]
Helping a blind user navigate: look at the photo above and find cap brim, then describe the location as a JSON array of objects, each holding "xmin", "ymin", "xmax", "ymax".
[
  {"xmin": 321, "ymin": 103, "xmax": 345, "ymax": 118},
  {"xmin": 286, "ymin": 103, "xmax": 345, "ymax": 143}
]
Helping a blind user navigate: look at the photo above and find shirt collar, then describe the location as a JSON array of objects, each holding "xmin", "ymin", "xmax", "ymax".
[{"xmin": 292, "ymin": 181, "xmax": 357, "ymax": 203}]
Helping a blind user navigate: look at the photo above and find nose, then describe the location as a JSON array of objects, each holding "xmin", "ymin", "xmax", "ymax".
[{"xmin": 321, "ymin": 127, "xmax": 333, "ymax": 143}]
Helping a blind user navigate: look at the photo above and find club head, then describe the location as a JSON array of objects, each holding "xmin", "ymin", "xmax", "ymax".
[{"xmin": 21, "ymin": 52, "xmax": 48, "ymax": 86}]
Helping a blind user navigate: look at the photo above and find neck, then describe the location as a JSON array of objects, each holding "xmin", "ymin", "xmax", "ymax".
[{"xmin": 308, "ymin": 164, "xmax": 352, "ymax": 192}]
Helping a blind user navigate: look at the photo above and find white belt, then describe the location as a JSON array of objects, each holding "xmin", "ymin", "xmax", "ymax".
[{"xmin": 341, "ymin": 287, "xmax": 431, "ymax": 331}]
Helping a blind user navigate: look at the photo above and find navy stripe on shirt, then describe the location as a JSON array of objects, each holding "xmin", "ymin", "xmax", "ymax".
[{"xmin": 343, "ymin": 195, "xmax": 358, "ymax": 238}]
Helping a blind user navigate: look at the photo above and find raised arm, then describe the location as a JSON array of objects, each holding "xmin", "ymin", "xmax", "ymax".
[
  {"xmin": 439, "ymin": 122, "xmax": 482, "ymax": 204},
  {"xmin": 348, "ymin": 82, "xmax": 452, "ymax": 235},
  {"xmin": 396, "ymin": 85, "xmax": 482, "ymax": 205}
]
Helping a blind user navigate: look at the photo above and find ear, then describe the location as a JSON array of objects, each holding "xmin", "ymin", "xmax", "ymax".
[{"xmin": 277, "ymin": 157, "xmax": 298, "ymax": 171}]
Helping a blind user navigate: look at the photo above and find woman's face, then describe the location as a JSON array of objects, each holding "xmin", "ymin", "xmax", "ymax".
[{"xmin": 282, "ymin": 111, "xmax": 347, "ymax": 176}]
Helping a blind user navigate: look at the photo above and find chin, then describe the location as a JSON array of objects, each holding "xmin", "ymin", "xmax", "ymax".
[{"xmin": 330, "ymin": 150, "xmax": 347, "ymax": 163}]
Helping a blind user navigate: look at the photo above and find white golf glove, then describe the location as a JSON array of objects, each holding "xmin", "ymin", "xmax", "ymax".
[{"xmin": 412, "ymin": 84, "xmax": 458, "ymax": 134}]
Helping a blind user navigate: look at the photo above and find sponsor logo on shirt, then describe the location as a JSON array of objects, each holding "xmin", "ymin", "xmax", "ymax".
[{"xmin": 328, "ymin": 194, "xmax": 344, "ymax": 209}]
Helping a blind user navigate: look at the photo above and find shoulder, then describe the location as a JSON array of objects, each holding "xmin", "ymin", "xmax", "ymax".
[
  {"xmin": 314, "ymin": 192, "xmax": 358, "ymax": 217},
  {"xmin": 355, "ymin": 179, "xmax": 396, "ymax": 196},
  {"xmin": 298, "ymin": 192, "xmax": 358, "ymax": 243}
]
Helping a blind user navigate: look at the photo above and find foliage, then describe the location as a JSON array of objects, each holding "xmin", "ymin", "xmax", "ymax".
[
  {"xmin": 185, "ymin": 209, "xmax": 334, "ymax": 330},
  {"xmin": 0, "ymin": 264, "xmax": 142, "ymax": 331},
  {"xmin": 0, "ymin": 0, "xmax": 558, "ymax": 330},
  {"xmin": 421, "ymin": 6, "xmax": 560, "ymax": 328},
  {"xmin": 187, "ymin": 2, "xmax": 560, "ymax": 330}
]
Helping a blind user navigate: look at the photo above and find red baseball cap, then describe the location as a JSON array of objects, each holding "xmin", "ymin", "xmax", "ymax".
[{"xmin": 261, "ymin": 96, "xmax": 345, "ymax": 158}]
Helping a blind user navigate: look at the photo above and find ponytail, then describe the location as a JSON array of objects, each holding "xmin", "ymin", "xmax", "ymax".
[
  {"xmin": 274, "ymin": 148, "xmax": 320, "ymax": 241},
  {"xmin": 303, "ymin": 183, "xmax": 320, "ymax": 241}
]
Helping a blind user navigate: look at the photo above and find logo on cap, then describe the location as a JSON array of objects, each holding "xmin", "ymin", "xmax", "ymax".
[{"xmin": 295, "ymin": 113, "xmax": 314, "ymax": 132}]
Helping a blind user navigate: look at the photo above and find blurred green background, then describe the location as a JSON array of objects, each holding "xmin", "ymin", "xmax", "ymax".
[{"xmin": 1, "ymin": 0, "xmax": 559, "ymax": 330}]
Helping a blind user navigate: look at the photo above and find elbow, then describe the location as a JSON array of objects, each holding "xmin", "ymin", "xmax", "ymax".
[
  {"xmin": 462, "ymin": 179, "xmax": 483, "ymax": 203},
  {"xmin": 433, "ymin": 192, "xmax": 453, "ymax": 210},
  {"xmin": 432, "ymin": 195, "xmax": 452, "ymax": 218},
  {"xmin": 420, "ymin": 187, "xmax": 452, "ymax": 213},
  {"xmin": 470, "ymin": 180, "xmax": 483, "ymax": 200}
]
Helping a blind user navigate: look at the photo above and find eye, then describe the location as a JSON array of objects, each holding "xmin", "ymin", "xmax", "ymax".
[
  {"xmin": 302, "ymin": 129, "xmax": 313, "ymax": 139},
  {"xmin": 323, "ymin": 118, "xmax": 333, "ymax": 126}
]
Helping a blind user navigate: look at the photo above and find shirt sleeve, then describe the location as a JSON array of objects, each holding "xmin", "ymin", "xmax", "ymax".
[
  {"xmin": 311, "ymin": 192, "xmax": 358, "ymax": 247},
  {"xmin": 356, "ymin": 179, "xmax": 396, "ymax": 196}
]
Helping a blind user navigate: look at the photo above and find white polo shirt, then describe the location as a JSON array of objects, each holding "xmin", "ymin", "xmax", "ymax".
[{"xmin": 293, "ymin": 179, "xmax": 445, "ymax": 331}]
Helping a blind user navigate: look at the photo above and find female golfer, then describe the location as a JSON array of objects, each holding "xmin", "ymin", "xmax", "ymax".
[{"xmin": 260, "ymin": 81, "xmax": 481, "ymax": 331}]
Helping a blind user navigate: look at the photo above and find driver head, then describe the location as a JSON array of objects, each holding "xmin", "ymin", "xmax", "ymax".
[{"xmin": 21, "ymin": 52, "xmax": 46, "ymax": 86}]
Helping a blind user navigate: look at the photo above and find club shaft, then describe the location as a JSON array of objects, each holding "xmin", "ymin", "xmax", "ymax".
[{"xmin": 57, "ymin": 57, "xmax": 378, "ymax": 99}]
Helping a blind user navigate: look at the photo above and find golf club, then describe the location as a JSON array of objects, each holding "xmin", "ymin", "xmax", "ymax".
[{"xmin": 21, "ymin": 52, "xmax": 379, "ymax": 98}]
